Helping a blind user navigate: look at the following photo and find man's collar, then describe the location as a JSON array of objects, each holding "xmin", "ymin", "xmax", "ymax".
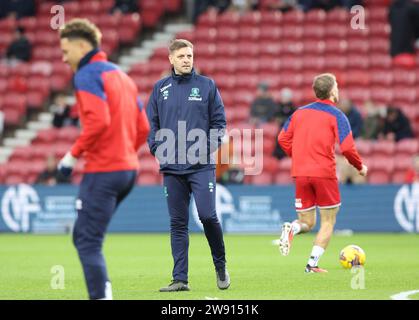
[
  {"xmin": 315, "ymin": 99, "xmax": 336, "ymax": 106},
  {"xmin": 78, "ymin": 48, "xmax": 107, "ymax": 70},
  {"xmin": 171, "ymin": 67, "xmax": 195, "ymax": 82}
]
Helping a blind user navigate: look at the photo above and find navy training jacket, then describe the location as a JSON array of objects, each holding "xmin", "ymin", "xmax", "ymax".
[{"xmin": 146, "ymin": 68, "xmax": 226, "ymax": 174}]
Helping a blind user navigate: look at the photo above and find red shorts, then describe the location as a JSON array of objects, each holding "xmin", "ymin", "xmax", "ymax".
[{"xmin": 294, "ymin": 177, "xmax": 341, "ymax": 212}]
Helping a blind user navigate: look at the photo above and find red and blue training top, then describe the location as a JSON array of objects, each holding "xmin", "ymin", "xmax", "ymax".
[
  {"xmin": 278, "ymin": 99, "xmax": 363, "ymax": 178},
  {"xmin": 71, "ymin": 49, "xmax": 150, "ymax": 173}
]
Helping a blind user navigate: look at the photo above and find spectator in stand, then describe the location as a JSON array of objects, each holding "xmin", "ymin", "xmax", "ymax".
[
  {"xmin": 273, "ymin": 88, "xmax": 296, "ymax": 126},
  {"xmin": 380, "ymin": 106, "xmax": 414, "ymax": 142},
  {"xmin": 249, "ymin": 82, "xmax": 278, "ymax": 126},
  {"xmin": 50, "ymin": 93, "xmax": 78, "ymax": 128},
  {"xmin": 361, "ymin": 100, "xmax": 386, "ymax": 140},
  {"xmin": 229, "ymin": 0, "xmax": 259, "ymax": 12},
  {"xmin": 337, "ymin": 99, "xmax": 363, "ymax": 139},
  {"xmin": 36, "ymin": 154, "xmax": 71, "ymax": 185},
  {"xmin": 267, "ymin": 0, "xmax": 300, "ymax": 12},
  {"xmin": 1, "ymin": 0, "xmax": 36, "ymax": 19},
  {"xmin": 6, "ymin": 26, "xmax": 32, "ymax": 64},
  {"xmin": 404, "ymin": 154, "xmax": 419, "ymax": 183},
  {"xmin": 193, "ymin": 0, "xmax": 232, "ymax": 22},
  {"xmin": 389, "ymin": 0, "xmax": 419, "ymax": 68},
  {"xmin": 299, "ymin": 0, "xmax": 363, "ymax": 11},
  {"xmin": 110, "ymin": 0, "xmax": 139, "ymax": 14}
]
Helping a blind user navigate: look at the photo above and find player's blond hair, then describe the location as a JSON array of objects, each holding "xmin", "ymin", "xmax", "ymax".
[
  {"xmin": 59, "ymin": 18, "xmax": 102, "ymax": 47},
  {"xmin": 313, "ymin": 73, "xmax": 336, "ymax": 100},
  {"xmin": 168, "ymin": 39, "xmax": 193, "ymax": 54}
]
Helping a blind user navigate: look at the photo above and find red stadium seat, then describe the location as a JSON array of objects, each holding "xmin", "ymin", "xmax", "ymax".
[
  {"xmin": 304, "ymin": 9, "xmax": 326, "ymax": 24},
  {"xmin": 303, "ymin": 25, "xmax": 325, "ymax": 39},
  {"xmin": 217, "ymin": 11, "xmax": 241, "ymax": 27},
  {"xmin": 217, "ymin": 26, "xmax": 239, "ymax": 42},
  {"xmin": 324, "ymin": 55, "xmax": 348, "ymax": 70},
  {"xmin": 369, "ymin": 6, "xmax": 388, "ymax": 22},
  {"xmin": 327, "ymin": 8, "xmax": 349, "ymax": 23},
  {"xmin": 370, "ymin": 87, "xmax": 394, "ymax": 104},
  {"xmin": 3, "ymin": 109, "xmax": 22, "ymax": 126},
  {"xmin": 392, "ymin": 87, "xmax": 417, "ymax": 104},
  {"xmin": 164, "ymin": 0, "xmax": 182, "ymax": 13},
  {"xmin": 370, "ymin": 70, "xmax": 393, "ymax": 86},
  {"xmin": 369, "ymin": 38, "xmax": 389, "ymax": 53},
  {"xmin": 260, "ymin": 11, "xmax": 283, "ymax": 26},
  {"xmin": 282, "ymin": 26, "xmax": 303, "ymax": 40},
  {"xmin": 371, "ymin": 140, "xmax": 396, "ymax": 157},
  {"xmin": 369, "ymin": 54, "xmax": 392, "ymax": 70},
  {"xmin": 392, "ymin": 69, "xmax": 416, "ymax": 86},
  {"xmin": 196, "ymin": 11, "xmax": 218, "ymax": 27},
  {"xmin": 238, "ymin": 26, "xmax": 260, "ymax": 42},
  {"xmin": 324, "ymin": 39, "xmax": 347, "ymax": 54},
  {"xmin": 4, "ymin": 174, "xmax": 26, "ymax": 185},
  {"xmin": 346, "ymin": 54, "xmax": 370, "ymax": 69},
  {"xmin": 282, "ymin": 10, "xmax": 304, "ymax": 24},
  {"xmin": 369, "ymin": 22, "xmax": 390, "ymax": 39},
  {"xmin": 303, "ymin": 40, "xmax": 326, "ymax": 55},
  {"xmin": 240, "ymin": 11, "xmax": 262, "ymax": 27},
  {"xmin": 275, "ymin": 172, "xmax": 293, "ymax": 184},
  {"xmin": 262, "ymin": 155, "xmax": 280, "ymax": 173},
  {"xmin": 368, "ymin": 171, "xmax": 391, "ymax": 184},
  {"xmin": 252, "ymin": 173, "xmax": 273, "ymax": 185},
  {"xmin": 396, "ymin": 139, "xmax": 419, "ymax": 156},
  {"xmin": 355, "ymin": 140, "xmax": 372, "ymax": 156},
  {"xmin": 347, "ymin": 39, "xmax": 369, "ymax": 53},
  {"xmin": 259, "ymin": 42, "xmax": 282, "ymax": 56}
]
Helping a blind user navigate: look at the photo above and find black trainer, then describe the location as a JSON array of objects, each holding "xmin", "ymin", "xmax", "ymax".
[
  {"xmin": 216, "ymin": 268, "xmax": 230, "ymax": 290},
  {"xmin": 159, "ymin": 280, "xmax": 190, "ymax": 292}
]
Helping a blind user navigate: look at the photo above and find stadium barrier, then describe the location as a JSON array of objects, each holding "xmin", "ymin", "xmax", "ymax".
[{"xmin": 0, "ymin": 183, "xmax": 418, "ymax": 233}]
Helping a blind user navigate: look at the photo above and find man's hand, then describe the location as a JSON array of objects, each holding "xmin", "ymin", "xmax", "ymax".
[
  {"xmin": 57, "ymin": 152, "xmax": 77, "ymax": 177},
  {"xmin": 359, "ymin": 164, "xmax": 368, "ymax": 177}
]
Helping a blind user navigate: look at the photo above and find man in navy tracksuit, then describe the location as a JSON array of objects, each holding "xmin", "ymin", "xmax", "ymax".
[
  {"xmin": 58, "ymin": 19, "xmax": 149, "ymax": 299},
  {"xmin": 146, "ymin": 39, "xmax": 230, "ymax": 292}
]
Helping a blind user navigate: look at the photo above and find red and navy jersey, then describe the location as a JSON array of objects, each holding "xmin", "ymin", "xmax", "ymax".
[
  {"xmin": 278, "ymin": 99, "xmax": 363, "ymax": 178},
  {"xmin": 71, "ymin": 49, "xmax": 150, "ymax": 173}
]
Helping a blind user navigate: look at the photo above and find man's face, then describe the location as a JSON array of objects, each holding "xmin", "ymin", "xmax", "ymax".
[
  {"xmin": 60, "ymin": 38, "xmax": 89, "ymax": 72},
  {"xmin": 169, "ymin": 46, "xmax": 193, "ymax": 75},
  {"xmin": 330, "ymin": 81, "xmax": 339, "ymax": 103}
]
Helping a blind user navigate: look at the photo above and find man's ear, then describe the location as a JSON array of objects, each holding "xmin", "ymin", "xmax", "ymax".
[{"xmin": 168, "ymin": 54, "xmax": 173, "ymax": 65}]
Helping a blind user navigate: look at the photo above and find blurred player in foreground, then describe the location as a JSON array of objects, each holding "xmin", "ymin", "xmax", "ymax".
[
  {"xmin": 147, "ymin": 39, "xmax": 229, "ymax": 292},
  {"xmin": 278, "ymin": 73, "xmax": 368, "ymax": 273},
  {"xmin": 58, "ymin": 19, "xmax": 150, "ymax": 299}
]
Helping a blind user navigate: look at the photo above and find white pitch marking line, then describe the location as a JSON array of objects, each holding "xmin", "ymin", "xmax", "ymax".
[
  {"xmin": 390, "ymin": 290, "xmax": 419, "ymax": 300},
  {"xmin": 205, "ymin": 296, "xmax": 220, "ymax": 300}
]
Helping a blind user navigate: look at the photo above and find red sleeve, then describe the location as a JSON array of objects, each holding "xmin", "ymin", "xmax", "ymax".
[
  {"xmin": 71, "ymin": 91, "xmax": 111, "ymax": 158},
  {"xmin": 277, "ymin": 116, "xmax": 294, "ymax": 157},
  {"xmin": 135, "ymin": 107, "xmax": 150, "ymax": 150},
  {"xmin": 340, "ymin": 132, "xmax": 363, "ymax": 171}
]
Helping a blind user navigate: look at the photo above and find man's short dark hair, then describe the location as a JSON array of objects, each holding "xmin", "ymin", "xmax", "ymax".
[
  {"xmin": 312, "ymin": 73, "xmax": 336, "ymax": 100},
  {"xmin": 168, "ymin": 39, "xmax": 193, "ymax": 54},
  {"xmin": 59, "ymin": 18, "xmax": 102, "ymax": 47}
]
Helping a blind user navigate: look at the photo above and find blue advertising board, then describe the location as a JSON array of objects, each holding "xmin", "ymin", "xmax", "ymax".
[{"xmin": 0, "ymin": 183, "xmax": 418, "ymax": 233}]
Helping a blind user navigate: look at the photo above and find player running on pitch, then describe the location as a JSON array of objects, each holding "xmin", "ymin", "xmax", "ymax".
[
  {"xmin": 58, "ymin": 19, "xmax": 150, "ymax": 299},
  {"xmin": 277, "ymin": 73, "xmax": 368, "ymax": 273}
]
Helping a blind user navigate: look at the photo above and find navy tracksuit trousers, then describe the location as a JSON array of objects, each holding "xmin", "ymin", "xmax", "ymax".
[
  {"xmin": 72, "ymin": 170, "xmax": 136, "ymax": 299},
  {"xmin": 163, "ymin": 169, "xmax": 226, "ymax": 283}
]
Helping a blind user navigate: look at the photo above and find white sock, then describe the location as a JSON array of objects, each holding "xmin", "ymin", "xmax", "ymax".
[
  {"xmin": 291, "ymin": 221, "xmax": 301, "ymax": 235},
  {"xmin": 97, "ymin": 281, "xmax": 113, "ymax": 300},
  {"xmin": 307, "ymin": 245, "xmax": 325, "ymax": 267}
]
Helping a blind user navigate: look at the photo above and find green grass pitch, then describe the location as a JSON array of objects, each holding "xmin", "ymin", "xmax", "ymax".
[{"xmin": 0, "ymin": 233, "xmax": 418, "ymax": 300}]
